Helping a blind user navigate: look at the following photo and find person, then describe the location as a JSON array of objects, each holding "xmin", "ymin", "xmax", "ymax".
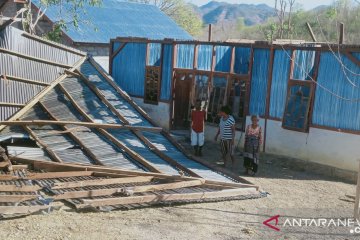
[
  {"xmin": 243, "ymin": 115, "xmax": 262, "ymax": 176},
  {"xmin": 214, "ymin": 106, "xmax": 236, "ymax": 167},
  {"xmin": 191, "ymin": 101, "xmax": 206, "ymax": 156}
]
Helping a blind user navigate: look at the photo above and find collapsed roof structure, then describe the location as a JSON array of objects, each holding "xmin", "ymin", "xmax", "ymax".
[{"xmin": 0, "ymin": 25, "xmax": 261, "ymax": 218}]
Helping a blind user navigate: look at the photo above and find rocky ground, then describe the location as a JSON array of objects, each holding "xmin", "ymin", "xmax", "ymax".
[{"xmin": 0, "ymin": 141, "xmax": 357, "ymax": 240}]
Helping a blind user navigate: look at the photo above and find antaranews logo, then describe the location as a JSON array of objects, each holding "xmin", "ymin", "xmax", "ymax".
[{"xmin": 262, "ymin": 215, "xmax": 360, "ymax": 234}]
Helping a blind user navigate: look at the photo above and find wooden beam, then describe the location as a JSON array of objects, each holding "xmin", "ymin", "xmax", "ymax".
[
  {"xmin": 22, "ymin": 125, "xmax": 63, "ymax": 163},
  {"xmin": 0, "ymin": 102, "xmax": 25, "ymax": 108},
  {"xmin": 51, "ymin": 176, "xmax": 154, "ymax": 189},
  {"xmin": 208, "ymin": 24, "xmax": 212, "ymax": 42},
  {"xmin": 0, "ymin": 185, "xmax": 41, "ymax": 192},
  {"xmin": 77, "ymin": 187, "xmax": 258, "ymax": 208},
  {"xmin": 339, "ymin": 22, "xmax": 344, "ymax": 44},
  {"xmin": 0, "ymin": 56, "xmax": 87, "ymax": 132},
  {"xmin": 0, "ymin": 48, "xmax": 73, "ymax": 68},
  {"xmin": 306, "ymin": 22, "xmax": 317, "ymax": 42},
  {"xmin": 0, "ymin": 120, "xmax": 162, "ymax": 132},
  {"xmin": 21, "ymin": 33, "xmax": 86, "ymax": 56},
  {"xmin": 344, "ymin": 51, "xmax": 360, "ymax": 67},
  {"xmin": 38, "ymin": 102, "xmax": 105, "ymax": 166},
  {"xmin": 0, "ymin": 195, "xmax": 38, "ymax": 203},
  {"xmin": 1, "ymin": 74, "xmax": 50, "ymax": 86},
  {"xmin": 54, "ymin": 179, "xmax": 205, "ymax": 200},
  {"xmin": 57, "ymin": 83, "xmax": 162, "ymax": 173},
  {"xmin": 354, "ymin": 159, "xmax": 360, "ymax": 220},
  {"xmin": 110, "ymin": 43, "xmax": 127, "ymax": 60},
  {"xmin": 26, "ymin": 171, "xmax": 93, "ymax": 180},
  {"xmin": 230, "ymin": 46, "xmax": 236, "ymax": 73},
  {"xmin": 14, "ymin": 158, "xmax": 260, "ymax": 189}
]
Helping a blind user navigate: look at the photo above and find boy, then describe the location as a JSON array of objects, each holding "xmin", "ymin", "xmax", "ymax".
[
  {"xmin": 191, "ymin": 101, "xmax": 206, "ymax": 156},
  {"xmin": 214, "ymin": 106, "xmax": 236, "ymax": 167}
]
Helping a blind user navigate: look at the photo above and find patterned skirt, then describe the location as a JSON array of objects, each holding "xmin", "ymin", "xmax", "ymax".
[{"xmin": 243, "ymin": 135, "xmax": 260, "ymax": 171}]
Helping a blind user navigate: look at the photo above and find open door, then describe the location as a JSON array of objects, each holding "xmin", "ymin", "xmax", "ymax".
[{"xmin": 172, "ymin": 71, "xmax": 193, "ymax": 129}]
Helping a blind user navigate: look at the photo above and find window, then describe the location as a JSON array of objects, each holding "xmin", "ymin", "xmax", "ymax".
[
  {"xmin": 192, "ymin": 74, "xmax": 210, "ymax": 110},
  {"xmin": 282, "ymin": 81, "xmax": 313, "ymax": 132},
  {"xmin": 144, "ymin": 66, "xmax": 161, "ymax": 104}
]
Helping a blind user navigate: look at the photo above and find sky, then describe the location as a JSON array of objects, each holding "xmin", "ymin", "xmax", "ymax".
[{"xmin": 187, "ymin": 0, "xmax": 337, "ymax": 10}]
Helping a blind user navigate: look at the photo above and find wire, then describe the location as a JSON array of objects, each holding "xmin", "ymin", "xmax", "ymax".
[{"xmin": 279, "ymin": 44, "xmax": 360, "ymax": 102}]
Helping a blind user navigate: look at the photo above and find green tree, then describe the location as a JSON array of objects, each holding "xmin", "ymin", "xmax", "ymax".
[{"xmin": 22, "ymin": 0, "xmax": 102, "ymax": 41}]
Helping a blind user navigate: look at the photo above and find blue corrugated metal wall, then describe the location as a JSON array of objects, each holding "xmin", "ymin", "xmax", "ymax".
[
  {"xmin": 148, "ymin": 43, "xmax": 162, "ymax": 66},
  {"xmin": 269, "ymin": 50, "xmax": 291, "ymax": 118},
  {"xmin": 234, "ymin": 47, "xmax": 251, "ymax": 74},
  {"xmin": 249, "ymin": 49, "xmax": 270, "ymax": 116},
  {"xmin": 312, "ymin": 52, "xmax": 360, "ymax": 130},
  {"xmin": 160, "ymin": 44, "xmax": 173, "ymax": 101},
  {"xmin": 197, "ymin": 45, "xmax": 212, "ymax": 71},
  {"xmin": 112, "ymin": 42, "xmax": 146, "ymax": 97},
  {"xmin": 293, "ymin": 50, "xmax": 315, "ymax": 80},
  {"xmin": 215, "ymin": 46, "xmax": 231, "ymax": 72},
  {"xmin": 176, "ymin": 44, "xmax": 194, "ymax": 69}
]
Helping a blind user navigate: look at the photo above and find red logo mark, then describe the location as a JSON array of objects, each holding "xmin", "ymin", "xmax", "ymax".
[{"xmin": 263, "ymin": 215, "xmax": 280, "ymax": 231}]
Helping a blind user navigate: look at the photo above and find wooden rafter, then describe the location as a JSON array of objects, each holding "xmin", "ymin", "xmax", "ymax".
[
  {"xmin": 21, "ymin": 33, "xmax": 86, "ymax": 57},
  {"xmin": 0, "ymin": 120, "xmax": 162, "ymax": 132},
  {"xmin": 1, "ymin": 74, "xmax": 50, "ymax": 86},
  {"xmin": 0, "ymin": 48, "xmax": 73, "ymax": 68},
  {"xmin": 0, "ymin": 102, "xmax": 25, "ymax": 108},
  {"xmin": 51, "ymin": 176, "xmax": 154, "ymax": 189},
  {"xmin": 53, "ymin": 179, "xmax": 205, "ymax": 200}
]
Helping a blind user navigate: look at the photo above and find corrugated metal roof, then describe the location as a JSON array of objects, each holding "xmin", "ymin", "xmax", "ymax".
[
  {"xmin": 0, "ymin": 26, "xmax": 85, "ymax": 121},
  {"xmin": 32, "ymin": 0, "xmax": 193, "ymax": 43}
]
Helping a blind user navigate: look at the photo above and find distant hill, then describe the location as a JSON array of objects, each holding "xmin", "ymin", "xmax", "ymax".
[{"xmin": 197, "ymin": 1, "xmax": 276, "ymax": 26}]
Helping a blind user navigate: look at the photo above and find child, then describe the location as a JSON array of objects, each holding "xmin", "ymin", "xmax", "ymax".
[{"xmin": 191, "ymin": 101, "xmax": 206, "ymax": 156}]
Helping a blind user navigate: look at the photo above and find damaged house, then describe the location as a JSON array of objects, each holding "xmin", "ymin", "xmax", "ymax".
[
  {"xmin": 0, "ymin": 24, "xmax": 260, "ymax": 219},
  {"xmin": 108, "ymin": 37, "xmax": 360, "ymax": 180}
]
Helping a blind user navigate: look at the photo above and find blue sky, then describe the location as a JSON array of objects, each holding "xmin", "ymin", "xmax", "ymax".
[{"xmin": 188, "ymin": 0, "xmax": 336, "ymax": 10}]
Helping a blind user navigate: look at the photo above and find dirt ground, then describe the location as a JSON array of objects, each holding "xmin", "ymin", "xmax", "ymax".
[{"xmin": 0, "ymin": 141, "xmax": 357, "ymax": 240}]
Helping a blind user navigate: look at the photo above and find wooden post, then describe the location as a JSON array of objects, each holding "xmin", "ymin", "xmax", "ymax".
[
  {"xmin": 305, "ymin": 22, "xmax": 317, "ymax": 42},
  {"xmin": 208, "ymin": 24, "xmax": 212, "ymax": 42},
  {"xmin": 354, "ymin": 159, "xmax": 360, "ymax": 220},
  {"xmin": 339, "ymin": 22, "xmax": 344, "ymax": 44}
]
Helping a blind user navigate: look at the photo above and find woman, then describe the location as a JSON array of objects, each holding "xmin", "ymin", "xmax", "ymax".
[{"xmin": 243, "ymin": 115, "xmax": 262, "ymax": 176}]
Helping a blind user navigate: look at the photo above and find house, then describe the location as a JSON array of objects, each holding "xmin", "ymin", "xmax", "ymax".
[
  {"xmin": 109, "ymin": 36, "xmax": 360, "ymax": 179},
  {"xmin": 0, "ymin": 0, "xmax": 193, "ymax": 70},
  {"xmin": 0, "ymin": 25, "xmax": 253, "ymax": 187}
]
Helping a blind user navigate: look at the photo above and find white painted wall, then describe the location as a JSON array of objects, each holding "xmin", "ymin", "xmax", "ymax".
[
  {"xmin": 132, "ymin": 97, "xmax": 171, "ymax": 129},
  {"xmin": 265, "ymin": 119, "xmax": 360, "ymax": 171},
  {"xmin": 205, "ymin": 116, "xmax": 360, "ymax": 172}
]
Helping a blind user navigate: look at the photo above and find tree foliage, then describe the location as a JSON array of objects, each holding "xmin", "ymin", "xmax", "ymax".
[{"xmin": 128, "ymin": 0, "xmax": 203, "ymax": 36}]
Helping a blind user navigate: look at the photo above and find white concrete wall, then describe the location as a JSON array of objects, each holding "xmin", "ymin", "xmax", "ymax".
[
  {"xmin": 205, "ymin": 116, "xmax": 360, "ymax": 172},
  {"xmin": 132, "ymin": 97, "xmax": 170, "ymax": 129},
  {"xmin": 265, "ymin": 119, "xmax": 360, "ymax": 172}
]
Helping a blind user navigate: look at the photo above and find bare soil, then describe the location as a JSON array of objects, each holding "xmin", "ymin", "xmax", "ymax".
[{"xmin": 0, "ymin": 141, "xmax": 356, "ymax": 240}]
